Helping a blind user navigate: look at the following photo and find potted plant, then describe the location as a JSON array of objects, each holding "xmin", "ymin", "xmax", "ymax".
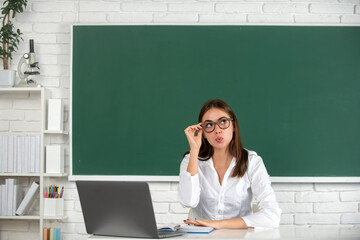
[{"xmin": 0, "ymin": 0, "xmax": 27, "ymax": 87}]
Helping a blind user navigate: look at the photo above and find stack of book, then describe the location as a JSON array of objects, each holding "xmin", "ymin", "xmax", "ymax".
[
  {"xmin": 43, "ymin": 227, "xmax": 61, "ymax": 240},
  {"xmin": 0, "ymin": 135, "xmax": 41, "ymax": 173},
  {"xmin": 0, "ymin": 178, "xmax": 22, "ymax": 216}
]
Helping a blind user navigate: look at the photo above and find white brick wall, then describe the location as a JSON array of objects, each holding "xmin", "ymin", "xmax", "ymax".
[
  {"xmin": 1, "ymin": 0, "xmax": 360, "ymax": 239},
  {"xmin": 216, "ymin": 3, "xmax": 262, "ymax": 14},
  {"xmin": 263, "ymin": 3, "xmax": 308, "ymax": 14},
  {"xmin": 295, "ymin": 213, "xmax": 341, "ymax": 225},
  {"xmin": 310, "ymin": 3, "xmax": 354, "ymax": 14},
  {"xmin": 168, "ymin": 3, "xmax": 214, "ymax": 12},
  {"xmin": 80, "ymin": 2, "xmax": 120, "ymax": 12},
  {"xmin": 122, "ymin": 2, "xmax": 167, "ymax": 12}
]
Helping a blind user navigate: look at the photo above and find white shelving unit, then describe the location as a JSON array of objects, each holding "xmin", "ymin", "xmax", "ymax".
[
  {"xmin": 44, "ymin": 130, "xmax": 68, "ymax": 134},
  {"xmin": 0, "ymin": 87, "xmax": 67, "ymax": 240}
]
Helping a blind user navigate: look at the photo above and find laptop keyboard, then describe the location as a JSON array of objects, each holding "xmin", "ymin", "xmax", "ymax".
[{"xmin": 158, "ymin": 231, "xmax": 185, "ymax": 238}]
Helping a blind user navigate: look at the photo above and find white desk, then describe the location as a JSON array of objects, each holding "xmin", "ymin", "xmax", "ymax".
[{"xmin": 88, "ymin": 226, "xmax": 360, "ymax": 240}]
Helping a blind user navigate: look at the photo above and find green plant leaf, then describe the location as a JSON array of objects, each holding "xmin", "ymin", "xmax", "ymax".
[{"xmin": 0, "ymin": 0, "xmax": 28, "ymax": 68}]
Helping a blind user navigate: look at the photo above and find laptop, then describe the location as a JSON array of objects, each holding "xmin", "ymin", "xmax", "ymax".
[{"xmin": 76, "ymin": 181, "xmax": 185, "ymax": 239}]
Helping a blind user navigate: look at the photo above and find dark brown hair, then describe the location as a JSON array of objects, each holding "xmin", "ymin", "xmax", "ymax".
[{"xmin": 183, "ymin": 99, "xmax": 248, "ymax": 178}]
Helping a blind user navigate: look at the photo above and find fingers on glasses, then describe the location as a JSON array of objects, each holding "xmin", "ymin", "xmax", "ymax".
[{"xmin": 184, "ymin": 123, "xmax": 203, "ymax": 133}]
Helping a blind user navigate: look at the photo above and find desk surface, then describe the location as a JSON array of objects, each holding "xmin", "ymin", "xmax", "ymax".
[{"xmin": 88, "ymin": 226, "xmax": 360, "ymax": 240}]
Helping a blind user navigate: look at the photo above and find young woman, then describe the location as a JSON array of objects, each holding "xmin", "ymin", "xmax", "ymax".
[{"xmin": 178, "ymin": 99, "xmax": 281, "ymax": 229}]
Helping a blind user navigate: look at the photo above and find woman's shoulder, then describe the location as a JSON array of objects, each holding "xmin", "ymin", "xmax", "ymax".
[
  {"xmin": 245, "ymin": 149, "xmax": 260, "ymax": 160},
  {"xmin": 244, "ymin": 149, "xmax": 270, "ymax": 182},
  {"xmin": 181, "ymin": 153, "xmax": 209, "ymax": 165},
  {"xmin": 245, "ymin": 149, "xmax": 264, "ymax": 169},
  {"xmin": 181, "ymin": 153, "xmax": 190, "ymax": 164}
]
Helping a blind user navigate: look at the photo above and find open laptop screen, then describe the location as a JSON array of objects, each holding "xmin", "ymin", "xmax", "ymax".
[{"xmin": 77, "ymin": 181, "xmax": 161, "ymax": 238}]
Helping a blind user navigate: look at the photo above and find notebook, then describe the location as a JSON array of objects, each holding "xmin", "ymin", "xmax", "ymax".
[
  {"xmin": 76, "ymin": 181, "xmax": 185, "ymax": 239},
  {"xmin": 158, "ymin": 224, "xmax": 214, "ymax": 234}
]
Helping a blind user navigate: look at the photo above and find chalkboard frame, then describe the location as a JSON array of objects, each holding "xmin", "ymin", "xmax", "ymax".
[{"xmin": 69, "ymin": 24, "xmax": 360, "ymax": 182}]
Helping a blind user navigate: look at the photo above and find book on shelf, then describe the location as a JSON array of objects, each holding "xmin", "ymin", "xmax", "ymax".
[
  {"xmin": 13, "ymin": 185, "xmax": 22, "ymax": 215},
  {"xmin": 13, "ymin": 136, "xmax": 17, "ymax": 173},
  {"xmin": 0, "ymin": 135, "xmax": 40, "ymax": 174},
  {"xmin": 35, "ymin": 136, "xmax": 40, "ymax": 173},
  {"xmin": 17, "ymin": 136, "xmax": 22, "ymax": 173},
  {"xmin": 1, "ymin": 184, "xmax": 6, "ymax": 215},
  {"xmin": 21, "ymin": 136, "xmax": 26, "ymax": 173},
  {"xmin": 43, "ymin": 227, "xmax": 61, "ymax": 240},
  {"xmin": 158, "ymin": 224, "xmax": 214, "ymax": 234},
  {"xmin": 0, "ymin": 136, "xmax": 2, "ymax": 172},
  {"xmin": 6, "ymin": 178, "xmax": 15, "ymax": 215},
  {"xmin": 25, "ymin": 136, "xmax": 30, "ymax": 173},
  {"xmin": 1, "ymin": 135, "xmax": 8, "ymax": 172},
  {"xmin": 0, "ymin": 178, "xmax": 22, "ymax": 216},
  {"xmin": 43, "ymin": 228, "xmax": 49, "ymax": 240},
  {"xmin": 53, "ymin": 228, "xmax": 61, "ymax": 240},
  {"xmin": 16, "ymin": 181, "xmax": 39, "ymax": 216},
  {"xmin": 30, "ymin": 136, "xmax": 35, "ymax": 173},
  {"xmin": 8, "ymin": 135, "xmax": 14, "ymax": 172}
]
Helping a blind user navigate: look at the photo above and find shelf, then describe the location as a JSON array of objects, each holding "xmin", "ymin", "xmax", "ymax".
[
  {"xmin": 0, "ymin": 173, "xmax": 68, "ymax": 177},
  {"xmin": 0, "ymin": 87, "xmax": 42, "ymax": 92},
  {"xmin": 0, "ymin": 173, "xmax": 41, "ymax": 177},
  {"xmin": 44, "ymin": 215, "xmax": 67, "ymax": 220},
  {"xmin": 43, "ymin": 173, "xmax": 68, "ymax": 177},
  {"xmin": 44, "ymin": 130, "xmax": 68, "ymax": 135},
  {"xmin": 0, "ymin": 215, "xmax": 67, "ymax": 220},
  {"xmin": 0, "ymin": 215, "xmax": 40, "ymax": 220}
]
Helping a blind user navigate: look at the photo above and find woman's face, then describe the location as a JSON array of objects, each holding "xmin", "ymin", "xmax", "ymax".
[{"xmin": 201, "ymin": 108, "xmax": 234, "ymax": 151}]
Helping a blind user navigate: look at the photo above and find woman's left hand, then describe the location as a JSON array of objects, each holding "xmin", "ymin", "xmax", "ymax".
[{"xmin": 183, "ymin": 219, "xmax": 223, "ymax": 230}]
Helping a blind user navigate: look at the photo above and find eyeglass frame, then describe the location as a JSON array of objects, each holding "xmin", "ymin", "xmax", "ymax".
[{"xmin": 200, "ymin": 117, "xmax": 233, "ymax": 133}]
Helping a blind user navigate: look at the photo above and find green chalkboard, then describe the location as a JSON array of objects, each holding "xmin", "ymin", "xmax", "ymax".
[{"xmin": 72, "ymin": 25, "xmax": 360, "ymax": 177}]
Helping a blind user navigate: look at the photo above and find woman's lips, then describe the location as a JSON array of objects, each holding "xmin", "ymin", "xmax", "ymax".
[{"xmin": 215, "ymin": 137, "xmax": 223, "ymax": 143}]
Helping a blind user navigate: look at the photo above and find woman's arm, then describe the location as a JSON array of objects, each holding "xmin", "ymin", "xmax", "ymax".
[
  {"xmin": 186, "ymin": 149, "xmax": 199, "ymax": 175},
  {"xmin": 178, "ymin": 154, "xmax": 201, "ymax": 208},
  {"xmin": 178, "ymin": 123, "xmax": 203, "ymax": 208},
  {"xmin": 184, "ymin": 218, "xmax": 250, "ymax": 230},
  {"xmin": 241, "ymin": 155, "xmax": 282, "ymax": 228},
  {"xmin": 184, "ymin": 123, "xmax": 203, "ymax": 176}
]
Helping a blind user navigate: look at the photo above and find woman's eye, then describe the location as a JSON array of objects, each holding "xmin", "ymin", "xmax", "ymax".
[
  {"xmin": 220, "ymin": 119, "xmax": 227, "ymax": 125},
  {"xmin": 206, "ymin": 123, "xmax": 213, "ymax": 128}
]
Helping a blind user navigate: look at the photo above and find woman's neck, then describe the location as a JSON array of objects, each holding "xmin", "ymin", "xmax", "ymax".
[{"xmin": 212, "ymin": 148, "xmax": 232, "ymax": 166}]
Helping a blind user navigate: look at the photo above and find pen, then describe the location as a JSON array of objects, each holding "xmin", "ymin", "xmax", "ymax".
[{"xmin": 60, "ymin": 186, "xmax": 64, "ymax": 198}]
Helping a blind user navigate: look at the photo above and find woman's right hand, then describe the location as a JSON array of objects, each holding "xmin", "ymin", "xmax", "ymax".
[{"xmin": 184, "ymin": 123, "xmax": 203, "ymax": 152}]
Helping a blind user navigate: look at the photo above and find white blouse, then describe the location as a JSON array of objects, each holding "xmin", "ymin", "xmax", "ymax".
[{"xmin": 178, "ymin": 150, "xmax": 282, "ymax": 228}]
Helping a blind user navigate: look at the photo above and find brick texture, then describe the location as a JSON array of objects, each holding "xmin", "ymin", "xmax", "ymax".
[
  {"xmin": 310, "ymin": 4, "xmax": 354, "ymax": 14},
  {"xmin": 216, "ymin": 3, "xmax": 262, "ymax": 13},
  {"xmin": 295, "ymin": 214, "xmax": 341, "ymax": 225},
  {"xmin": 263, "ymin": 3, "xmax": 308, "ymax": 14}
]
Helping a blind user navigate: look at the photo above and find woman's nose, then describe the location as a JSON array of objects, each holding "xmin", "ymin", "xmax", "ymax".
[{"xmin": 214, "ymin": 124, "xmax": 222, "ymax": 133}]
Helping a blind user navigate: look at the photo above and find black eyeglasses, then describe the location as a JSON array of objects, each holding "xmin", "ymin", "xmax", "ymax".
[{"xmin": 201, "ymin": 117, "xmax": 233, "ymax": 133}]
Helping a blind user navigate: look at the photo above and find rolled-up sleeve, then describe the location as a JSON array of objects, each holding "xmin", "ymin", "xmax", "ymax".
[
  {"xmin": 242, "ymin": 156, "xmax": 282, "ymax": 228},
  {"xmin": 178, "ymin": 154, "xmax": 201, "ymax": 208}
]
